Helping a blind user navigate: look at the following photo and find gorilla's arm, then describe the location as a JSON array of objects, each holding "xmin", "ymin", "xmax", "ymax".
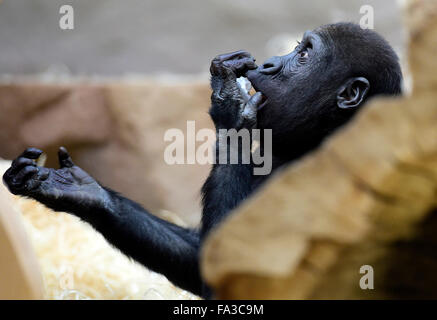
[
  {"xmin": 201, "ymin": 51, "xmax": 262, "ymax": 237},
  {"xmin": 98, "ymin": 188, "xmax": 201, "ymax": 295},
  {"xmin": 2, "ymin": 147, "xmax": 202, "ymax": 295},
  {"xmin": 201, "ymin": 153, "xmax": 253, "ymax": 237}
]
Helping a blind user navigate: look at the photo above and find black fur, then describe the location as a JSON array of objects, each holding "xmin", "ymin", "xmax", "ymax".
[{"xmin": 2, "ymin": 23, "xmax": 402, "ymax": 298}]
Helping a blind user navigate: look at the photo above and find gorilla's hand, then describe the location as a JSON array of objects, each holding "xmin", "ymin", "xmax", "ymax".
[
  {"xmin": 209, "ymin": 50, "xmax": 263, "ymax": 130},
  {"xmin": 2, "ymin": 147, "xmax": 109, "ymax": 215}
]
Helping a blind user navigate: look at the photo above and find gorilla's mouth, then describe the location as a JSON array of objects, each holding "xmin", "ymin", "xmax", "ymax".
[{"xmin": 237, "ymin": 76, "xmax": 268, "ymax": 110}]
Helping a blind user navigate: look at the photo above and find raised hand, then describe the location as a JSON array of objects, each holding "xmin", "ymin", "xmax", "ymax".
[
  {"xmin": 2, "ymin": 147, "xmax": 109, "ymax": 215},
  {"xmin": 209, "ymin": 50, "xmax": 263, "ymax": 130}
]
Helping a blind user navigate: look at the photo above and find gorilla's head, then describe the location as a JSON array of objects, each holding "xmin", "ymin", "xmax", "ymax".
[{"xmin": 245, "ymin": 23, "xmax": 403, "ymax": 159}]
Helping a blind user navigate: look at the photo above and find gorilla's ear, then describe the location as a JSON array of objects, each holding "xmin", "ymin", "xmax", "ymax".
[{"xmin": 336, "ymin": 77, "xmax": 370, "ymax": 109}]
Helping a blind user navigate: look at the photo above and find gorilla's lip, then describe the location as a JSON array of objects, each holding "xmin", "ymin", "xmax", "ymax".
[
  {"xmin": 245, "ymin": 69, "xmax": 270, "ymax": 110},
  {"xmin": 258, "ymin": 96, "xmax": 268, "ymax": 110}
]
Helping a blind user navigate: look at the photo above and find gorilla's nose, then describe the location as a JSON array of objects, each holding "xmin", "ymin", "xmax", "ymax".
[{"xmin": 259, "ymin": 56, "xmax": 282, "ymax": 75}]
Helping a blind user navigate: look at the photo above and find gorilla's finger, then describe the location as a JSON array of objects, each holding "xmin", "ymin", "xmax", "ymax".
[
  {"xmin": 223, "ymin": 57, "xmax": 257, "ymax": 77},
  {"xmin": 11, "ymin": 157, "xmax": 36, "ymax": 173},
  {"xmin": 213, "ymin": 50, "xmax": 253, "ymax": 63},
  {"xmin": 12, "ymin": 166, "xmax": 38, "ymax": 187},
  {"xmin": 58, "ymin": 146, "xmax": 74, "ymax": 168},
  {"xmin": 241, "ymin": 92, "xmax": 263, "ymax": 128},
  {"xmin": 7, "ymin": 158, "xmax": 36, "ymax": 179},
  {"xmin": 18, "ymin": 148, "xmax": 43, "ymax": 160},
  {"xmin": 25, "ymin": 177, "xmax": 42, "ymax": 192},
  {"xmin": 244, "ymin": 92, "xmax": 263, "ymax": 115},
  {"xmin": 210, "ymin": 60, "xmax": 221, "ymax": 76},
  {"xmin": 245, "ymin": 59, "xmax": 258, "ymax": 70},
  {"xmin": 34, "ymin": 167, "xmax": 50, "ymax": 181},
  {"xmin": 2, "ymin": 167, "xmax": 14, "ymax": 186},
  {"xmin": 211, "ymin": 51, "xmax": 256, "ymax": 77}
]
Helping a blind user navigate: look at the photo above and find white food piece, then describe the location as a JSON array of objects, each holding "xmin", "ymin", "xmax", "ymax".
[
  {"xmin": 237, "ymin": 76, "xmax": 253, "ymax": 101},
  {"xmin": 36, "ymin": 153, "xmax": 47, "ymax": 167},
  {"xmin": 237, "ymin": 77, "xmax": 252, "ymax": 94}
]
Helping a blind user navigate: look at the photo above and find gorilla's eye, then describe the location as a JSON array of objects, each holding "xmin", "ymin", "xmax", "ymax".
[
  {"xmin": 297, "ymin": 49, "xmax": 309, "ymax": 64},
  {"xmin": 299, "ymin": 51, "xmax": 308, "ymax": 58},
  {"xmin": 295, "ymin": 39, "xmax": 311, "ymax": 64}
]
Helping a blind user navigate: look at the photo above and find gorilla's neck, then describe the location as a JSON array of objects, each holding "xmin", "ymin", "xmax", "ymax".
[
  {"xmin": 252, "ymin": 133, "xmax": 323, "ymax": 181},
  {"xmin": 272, "ymin": 131, "xmax": 330, "ymax": 163},
  {"xmin": 268, "ymin": 108, "xmax": 358, "ymax": 166}
]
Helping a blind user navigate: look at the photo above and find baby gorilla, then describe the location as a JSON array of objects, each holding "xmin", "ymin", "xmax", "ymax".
[{"xmin": 3, "ymin": 23, "xmax": 402, "ymax": 298}]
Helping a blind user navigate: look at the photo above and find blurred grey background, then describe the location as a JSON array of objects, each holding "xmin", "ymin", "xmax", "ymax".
[{"xmin": 0, "ymin": 0, "xmax": 405, "ymax": 76}]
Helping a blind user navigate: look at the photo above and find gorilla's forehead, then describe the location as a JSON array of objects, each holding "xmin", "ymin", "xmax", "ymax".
[
  {"xmin": 313, "ymin": 22, "xmax": 356, "ymax": 36},
  {"xmin": 309, "ymin": 23, "xmax": 371, "ymax": 63},
  {"xmin": 301, "ymin": 30, "xmax": 325, "ymax": 52},
  {"xmin": 312, "ymin": 23, "xmax": 362, "ymax": 45},
  {"xmin": 312, "ymin": 22, "xmax": 382, "ymax": 48},
  {"xmin": 303, "ymin": 30, "xmax": 318, "ymax": 41}
]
